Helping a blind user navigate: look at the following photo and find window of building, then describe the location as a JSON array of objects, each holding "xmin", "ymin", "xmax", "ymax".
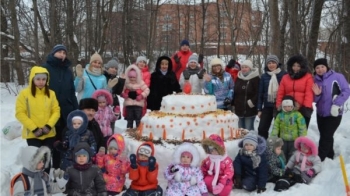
[
  {"xmin": 162, "ymin": 24, "xmax": 172, "ymax": 31},
  {"xmin": 164, "ymin": 14, "xmax": 172, "ymax": 21},
  {"xmin": 220, "ymin": 32, "xmax": 227, "ymax": 39}
]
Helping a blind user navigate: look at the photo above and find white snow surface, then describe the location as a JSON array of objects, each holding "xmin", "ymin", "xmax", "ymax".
[{"xmin": 1, "ymin": 83, "xmax": 350, "ymax": 196}]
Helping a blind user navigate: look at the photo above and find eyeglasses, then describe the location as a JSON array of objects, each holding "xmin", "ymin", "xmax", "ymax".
[{"xmin": 138, "ymin": 148, "xmax": 151, "ymax": 155}]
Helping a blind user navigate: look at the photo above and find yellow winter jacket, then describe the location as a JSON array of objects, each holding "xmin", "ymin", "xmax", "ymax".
[{"xmin": 15, "ymin": 66, "xmax": 60, "ymax": 140}]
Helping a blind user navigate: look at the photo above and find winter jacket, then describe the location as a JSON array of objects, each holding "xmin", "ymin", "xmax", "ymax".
[
  {"xmin": 225, "ymin": 66, "xmax": 240, "ymax": 82},
  {"xmin": 15, "ymin": 66, "xmax": 60, "ymax": 140},
  {"xmin": 266, "ymin": 145, "xmax": 286, "ymax": 178},
  {"xmin": 103, "ymin": 71, "xmax": 125, "ymax": 107},
  {"xmin": 147, "ymin": 56, "xmax": 181, "ymax": 111},
  {"xmin": 171, "ymin": 50, "xmax": 193, "ymax": 80},
  {"xmin": 179, "ymin": 67, "xmax": 205, "ymax": 94},
  {"xmin": 96, "ymin": 134, "xmax": 130, "ymax": 193},
  {"xmin": 233, "ymin": 69, "xmax": 260, "ymax": 117},
  {"xmin": 42, "ymin": 54, "xmax": 78, "ymax": 127},
  {"xmin": 204, "ymin": 71, "xmax": 234, "ymax": 109},
  {"xmin": 270, "ymin": 110, "xmax": 307, "ymax": 141},
  {"xmin": 74, "ymin": 64, "xmax": 107, "ymax": 101},
  {"xmin": 129, "ymin": 142, "xmax": 159, "ymax": 191},
  {"xmin": 13, "ymin": 146, "xmax": 51, "ymax": 196},
  {"xmin": 257, "ymin": 67, "xmax": 286, "ymax": 110},
  {"xmin": 65, "ymin": 143, "xmax": 107, "ymax": 196},
  {"xmin": 314, "ymin": 70, "xmax": 350, "ymax": 117},
  {"xmin": 94, "ymin": 106, "xmax": 116, "ymax": 137},
  {"xmin": 87, "ymin": 119, "xmax": 105, "ymax": 152},
  {"xmin": 140, "ymin": 66, "xmax": 151, "ymax": 87}
]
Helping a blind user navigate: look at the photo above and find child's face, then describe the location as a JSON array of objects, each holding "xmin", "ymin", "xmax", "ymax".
[
  {"xmin": 54, "ymin": 50, "xmax": 67, "ymax": 61},
  {"xmin": 267, "ymin": 61, "xmax": 278, "ymax": 71},
  {"xmin": 72, "ymin": 119, "xmax": 82, "ymax": 129},
  {"xmin": 98, "ymin": 99, "xmax": 107, "ymax": 108},
  {"xmin": 160, "ymin": 60, "xmax": 169, "ymax": 72},
  {"xmin": 292, "ymin": 63, "xmax": 301, "ymax": 73},
  {"xmin": 129, "ymin": 76, "xmax": 137, "ymax": 83},
  {"xmin": 315, "ymin": 65, "xmax": 327, "ymax": 76},
  {"xmin": 208, "ymin": 146, "xmax": 219, "ymax": 155},
  {"xmin": 188, "ymin": 62, "xmax": 197, "ymax": 69},
  {"xmin": 137, "ymin": 61, "xmax": 146, "ymax": 69},
  {"xmin": 300, "ymin": 143, "xmax": 310, "ymax": 154},
  {"xmin": 107, "ymin": 67, "xmax": 118, "ymax": 75},
  {"xmin": 275, "ymin": 146, "xmax": 282, "ymax": 156},
  {"xmin": 109, "ymin": 147, "xmax": 118, "ymax": 155},
  {"xmin": 33, "ymin": 77, "xmax": 47, "ymax": 89},
  {"xmin": 76, "ymin": 154, "xmax": 88, "ymax": 165},
  {"xmin": 138, "ymin": 154, "xmax": 148, "ymax": 161},
  {"xmin": 91, "ymin": 60, "xmax": 102, "ymax": 68},
  {"xmin": 241, "ymin": 65, "xmax": 251, "ymax": 74},
  {"xmin": 36, "ymin": 159, "xmax": 45, "ymax": 170},
  {"xmin": 244, "ymin": 143, "xmax": 256, "ymax": 152},
  {"xmin": 180, "ymin": 155, "xmax": 192, "ymax": 164},
  {"xmin": 283, "ymin": 105, "xmax": 293, "ymax": 112}
]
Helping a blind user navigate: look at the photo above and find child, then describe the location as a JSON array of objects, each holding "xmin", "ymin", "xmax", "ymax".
[
  {"xmin": 63, "ymin": 142, "xmax": 107, "ymax": 195},
  {"xmin": 12, "ymin": 146, "xmax": 52, "ymax": 196},
  {"xmin": 92, "ymin": 89, "xmax": 117, "ymax": 146},
  {"xmin": 147, "ymin": 56, "xmax": 181, "ymax": 111},
  {"xmin": 123, "ymin": 142, "xmax": 163, "ymax": 196},
  {"xmin": 96, "ymin": 134, "xmax": 130, "ymax": 195},
  {"xmin": 270, "ymin": 95, "xmax": 307, "ymax": 161},
  {"xmin": 54, "ymin": 110, "xmax": 97, "ymax": 172},
  {"xmin": 121, "ymin": 64, "xmax": 150, "ymax": 129},
  {"xmin": 164, "ymin": 142, "xmax": 208, "ymax": 196},
  {"xmin": 284, "ymin": 136, "xmax": 322, "ymax": 186},
  {"xmin": 234, "ymin": 132, "xmax": 268, "ymax": 193},
  {"xmin": 225, "ymin": 59, "xmax": 241, "ymax": 82},
  {"xmin": 266, "ymin": 136, "xmax": 286, "ymax": 183},
  {"xmin": 179, "ymin": 53, "xmax": 206, "ymax": 94},
  {"xmin": 136, "ymin": 56, "xmax": 151, "ymax": 87},
  {"xmin": 201, "ymin": 134, "xmax": 234, "ymax": 196}
]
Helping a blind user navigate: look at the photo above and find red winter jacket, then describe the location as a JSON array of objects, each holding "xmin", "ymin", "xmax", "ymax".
[{"xmin": 171, "ymin": 50, "xmax": 193, "ymax": 80}]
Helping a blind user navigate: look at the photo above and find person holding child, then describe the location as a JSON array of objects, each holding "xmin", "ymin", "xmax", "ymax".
[
  {"xmin": 164, "ymin": 142, "xmax": 209, "ymax": 196},
  {"xmin": 179, "ymin": 53, "xmax": 206, "ymax": 94}
]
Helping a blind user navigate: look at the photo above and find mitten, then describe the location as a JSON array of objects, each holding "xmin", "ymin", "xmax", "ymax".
[
  {"xmin": 306, "ymin": 168, "xmax": 316, "ymax": 178},
  {"xmin": 257, "ymin": 187, "xmax": 266, "ymax": 193},
  {"xmin": 75, "ymin": 64, "xmax": 83, "ymax": 78},
  {"xmin": 183, "ymin": 70, "xmax": 191, "ymax": 80},
  {"xmin": 212, "ymin": 183, "xmax": 224, "ymax": 195},
  {"xmin": 224, "ymin": 98, "xmax": 231, "ymax": 106},
  {"xmin": 53, "ymin": 168, "xmax": 65, "ymax": 179},
  {"xmin": 203, "ymin": 74, "xmax": 211, "ymax": 82},
  {"xmin": 227, "ymin": 59, "xmax": 236, "ymax": 68},
  {"xmin": 42, "ymin": 125, "xmax": 51, "ymax": 134},
  {"xmin": 197, "ymin": 69, "xmax": 206, "ymax": 79},
  {"xmin": 108, "ymin": 78, "xmax": 118, "ymax": 89},
  {"xmin": 136, "ymin": 89, "xmax": 143, "ymax": 95},
  {"xmin": 136, "ymin": 95, "xmax": 143, "ymax": 101},
  {"xmin": 247, "ymin": 99, "xmax": 255, "ymax": 108},
  {"xmin": 234, "ymin": 175, "xmax": 242, "ymax": 189},
  {"xmin": 33, "ymin": 128, "xmax": 43, "ymax": 137},
  {"xmin": 174, "ymin": 172, "xmax": 182, "ymax": 182},
  {"xmin": 174, "ymin": 54, "xmax": 181, "ymax": 64},
  {"xmin": 129, "ymin": 154, "xmax": 137, "ymax": 169},
  {"xmin": 169, "ymin": 165, "xmax": 179, "ymax": 173},
  {"xmin": 148, "ymin": 156, "xmax": 156, "ymax": 172},
  {"xmin": 121, "ymin": 92, "xmax": 129, "ymax": 99},
  {"xmin": 98, "ymin": 147, "xmax": 106, "ymax": 155},
  {"xmin": 198, "ymin": 54, "xmax": 204, "ymax": 64},
  {"xmin": 330, "ymin": 105, "xmax": 340, "ymax": 117},
  {"xmin": 190, "ymin": 176, "xmax": 197, "ymax": 185},
  {"xmin": 128, "ymin": 91, "xmax": 137, "ymax": 100}
]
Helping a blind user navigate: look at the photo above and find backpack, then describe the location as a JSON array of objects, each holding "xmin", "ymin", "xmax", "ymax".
[{"xmin": 10, "ymin": 173, "xmax": 30, "ymax": 196}]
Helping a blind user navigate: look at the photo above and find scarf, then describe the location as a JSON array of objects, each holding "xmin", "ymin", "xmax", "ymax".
[
  {"xmin": 68, "ymin": 128, "xmax": 87, "ymax": 150},
  {"xmin": 208, "ymin": 154, "xmax": 227, "ymax": 187},
  {"xmin": 267, "ymin": 68, "xmax": 281, "ymax": 102},
  {"xmin": 296, "ymin": 151, "xmax": 308, "ymax": 171},
  {"xmin": 22, "ymin": 167, "xmax": 47, "ymax": 196},
  {"xmin": 240, "ymin": 148, "xmax": 261, "ymax": 169},
  {"xmin": 73, "ymin": 163, "xmax": 92, "ymax": 171},
  {"xmin": 186, "ymin": 67, "xmax": 200, "ymax": 75},
  {"xmin": 278, "ymin": 156, "xmax": 285, "ymax": 169},
  {"xmin": 237, "ymin": 68, "xmax": 259, "ymax": 81}
]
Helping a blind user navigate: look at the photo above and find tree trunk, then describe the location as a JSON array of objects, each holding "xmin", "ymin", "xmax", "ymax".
[
  {"xmin": 99, "ymin": 0, "xmax": 114, "ymax": 55},
  {"xmin": 269, "ymin": 0, "xmax": 280, "ymax": 57},
  {"xmin": 66, "ymin": 0, "xmax": 79, "ymax": 65},
  {"xmin": 288, "ymin": 0, "xmax": 300, "ymax": 55},
  {"xmin": 216, "ymin": 0, "xmax": 221, "ymax": 57},
  {"xmin": 279, "ymin": 0, "xmax": 289, "ymax": 64},
  {"xmin": 1, "ymin": 1, "xmax": 10, "ymax": 82},
  {"xmin": 343, "ymin": 0, "xmax": 350, "ymax": 79},
  {"xmin": 32, "ymin": 0, "xmax": 40, "ymax": 63}
]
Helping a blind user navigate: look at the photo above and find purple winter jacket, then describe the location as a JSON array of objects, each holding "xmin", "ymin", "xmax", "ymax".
[{"xmin": 314, "ymin": 70, "xmax": 350, "ymax": 117}]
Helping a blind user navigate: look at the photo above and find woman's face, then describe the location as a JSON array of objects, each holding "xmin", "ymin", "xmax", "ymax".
[
  {"xmin": 211, "ymin": 64, "xmax": 221, "ymax": 74},
  {"xmin": 315, "ymin": 65, "xmax": 327, "ymax": 76},
  {"xmin": 292, "ymin": 63, "xmax": 301, "ymax": 73},
  {"xmin": 241, "ymin": 65, "xmax": 251, "ymax": 74},
  {"xmin": 267, "ymin": 61, "xmax": 278, "ymax": 71},
  {"xmin": 33, "ymin": 77, "xmax": 47, "ymax": 89},
  {"xmin": 160, "ymin": 59, "xmax": 169, "ymax": 72},
  {"xmin": 137, "ymin": 61, "xmax": 146, "ymax": 69},
  {"xmin": 91, "ymin": 60, "xmax": 102, "ymax": 68}
]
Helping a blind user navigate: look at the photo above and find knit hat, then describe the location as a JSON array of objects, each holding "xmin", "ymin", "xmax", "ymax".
[
  {"xmin": 108, "ymin": 139, "xmax": 118, "ymax": 149},
  {"xmin": 241, "ymin": 59, "xmax": 253, "ymax": 69},
  {"xmin": 51, "ymin": 44, "xmax": 67, "ymax": 55},
  {"xmin": 79, "ymin": 98, "xmax": 98, "ymax": 111},
  {"xmin": 75, "ymin": 149, "xmax": 89, "ymax": 162},
  {"xmin": 105, "ymin": 58, "xmax": 119, "ymax": 69},
  {"xmin": 72, "ymin": 116, "xmax": 83, "ymax": 123},
  {"xmin": 187, "ymin": 54, "xmax": 199, "ymax": 65},
  {"xmin": 267, "ymin": 136, "xmax": 284, "ymax": 151},
  {"xmin": 138, "ymin": 144, "xmax": 152, "ymax": 157},
  {"xmin": 180, "ymin": 39, "xmax": 190, "ymax": 47},
  {"xmin": 181, "ymin": 151, "xmax": 193, "ymax": 160},
  {"xmin": 266, "ymin": 55, "xmax": 279, "ymax": 65},
  {"xmin": 282, "ymin": 95, "xmax": 294, "ymax": 107},
  {"xmin": 313, "ymin": 58, "xmax": 328, "ymax": 69},
  {"xmin": 128, "ymin": 69, "xmax": 137, "ymax": 78},
  {"xmin": 34, "ymin": 73, "xmax": 48, "ymax": 80},
  {"xmin": 242, "ymin": 132, "xmax": 258, "ymax": 149},
  {"xmin": 90, "ymin": 52, "xmax": 103, "ymax": 64},
  {"xmin": 136, "ymin": 56, "xmax": 147, "ymax": 64},
  {"xmin": 210, "ymin": 58, "xmax": 223, "ymax": 67}
]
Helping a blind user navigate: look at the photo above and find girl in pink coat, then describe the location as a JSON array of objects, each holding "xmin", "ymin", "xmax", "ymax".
[
  {"xmin": 121, "ymin": 64, "xmax": 150, "ymax": 129},
  {"xmin": 201, "ymin": 134, "xmax": 234, "ymax": 196},
  {"xmin": 164, "ymin": 142, "xmax": 209, "ymax": 196},
  {"xmin": 92, "ymin": 89, "xmax": 117, "ymax": 148},
  {"xmin": 96, "ymin": 134, "xmax": 130, "ymax": 195}
]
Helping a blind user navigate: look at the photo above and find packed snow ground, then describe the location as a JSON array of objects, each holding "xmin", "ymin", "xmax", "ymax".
[{"xmin": 1, "ymin": 83, "xmax": 350, "ymax": 196}]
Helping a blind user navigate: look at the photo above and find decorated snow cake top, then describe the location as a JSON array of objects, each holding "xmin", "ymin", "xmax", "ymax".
[{"xmin": 160, "ymin": 94, "xmax": 217, "ymax": 115}]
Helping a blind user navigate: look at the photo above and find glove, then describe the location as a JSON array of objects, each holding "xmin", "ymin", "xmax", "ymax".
[
  {"xmin": 62, "ymin": 140, "xmax": 69, "ymax": 149},
  {"xmin": 107, "ymin": 78, "xmax": 118, "ymax": 89},
  {"xmin": 121, "ymin": 92, "xmax": 128, "ymax": 99},
  {"xmin": 98, "ymin": 147, "xmax": 106, "ymax": 155},
  {"xmin": 306, "ymin": 168, "xmax": 315, "ymax": 178},
  {"xmin": 234, "ymin": 175, "xmax": 242, "ymax": 189},
  {"xmin": 198, "ymin": 54, "xmax": 204, "ymax": 64},
  {"xmin": 169, "ymin": 165, "xmax": 179, "ymax": 173},
  {"xmin": 148, "ymin": 156, "xmax": 156, "ymax": 172},
  {"xmin": 190, "ymin": 176, "xmax": 197, "ymax": 185},
  {"xmin": 136, "ymin": 95, "xmax": 143, "ymax": 101},
  {"xmin": 53, "ymin": 168, "xmax": 65, "ymax": 179},
  {"xmin": 197, "ymin": 69, "xmax": 206, "ymax": 79},
  {"xmin": 130, "ymin": 154, "xmax": 137, "ymax": 169},
  {"xmin": 42, "ymin": 125, "xmax": 51, "ymax": 134},
  {"xmin": 183, "ymin": 70, "xmax": 191, "ymax": 80},
  {"xmin": 174, "ymin": 54, "xmax": 181, "ymax": 64},
  {"xmin": 227, "ymin": 59, "xmax": 236, "ymax": 68},
  {"xmin": 247, "ymin": 99, "xmax": 255, "ymax": 108},
  {"xmin": 128, "ymin": 91, "xmax": 137, "ymax": 100},
  {"xmin": 224, "ymin": 98, "xmax": 231, "ymax": 106},
  {"xmin": 330, "ymin": 105, "xmax": 340, "ymax": 117},
  {"xmin": 212, "ymin": 183, "xmax": 224, "ymax": 195},
  {"xmin": 75, "ymin": 64, "xmax": 83, "ymax": 78},
  {"xmin": 33, "ymin": 128, "xmax": 43, "ymax": 137},
  {"xmin": 257, "ymin": 187, "xmax": 266, "ymax": 193}
]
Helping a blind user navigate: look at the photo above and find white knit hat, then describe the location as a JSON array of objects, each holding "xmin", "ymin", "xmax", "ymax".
[
  {"xmin": 241, "ymin": 60, "xmax": 253, "ymax": 69},
  {"xmin": 72, "ymin": 116, "xmax": 83, "ymax": 123},
  {"xmin": 108, "ymin": 139, "xmax": 118, "ymax": 149}
]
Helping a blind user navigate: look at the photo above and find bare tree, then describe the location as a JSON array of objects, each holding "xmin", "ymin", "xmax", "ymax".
[
  {"xmin": 268, "ymin": 0, "xmax": 280, "ymax": 56},
  {"xmin": 1, "ymin": 0, "xmax": 10, "ymax": 82}
]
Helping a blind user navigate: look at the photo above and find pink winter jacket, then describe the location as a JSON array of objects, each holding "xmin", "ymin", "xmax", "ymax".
[
  {"xmin": 140, "ymin": 66, "xmax": 151, "ymax": 87},
  {"xmin": 201, "ymin": 155, "xmax": 234, "ymax": 186},
  {"xmin": 94, "ymin": 106, "xmax": 117, "ymax": 137}
]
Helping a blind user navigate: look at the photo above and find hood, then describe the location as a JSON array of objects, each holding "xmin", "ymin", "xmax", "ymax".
[
  {"xmin": 21, "ymin": 146, "xmax": 51, "ymax": 172},
  {"xmin": 67, "ymin": 110, "xmax": 88, "ymax": 132},
  {"xmin": 286, "ymin": 55, "xmax": 309, "ymax": 79},
  {"xmin": 46, "ymin": 54, "xmax": 71, "ymax": 68},
  {"xmin": 136, "ymin": 141, "xmax": 155, "ymax": 159},
  {"xmin": 202, "ymin": 134, "xmax": 226, "ymax": 155},
  {"xmin": 173, "ymin": 142, "xmax": 200, "ymax": 167},
  {"xmin": 239, "ymin": 134, "xmax": 267, "ymax": 155},
  {"xmin": 72, "ymin": 142, "xmax": 93, "ymax": 163},
  {"xmin": 29, "ymin": 66, "xmax": 50, "ymax": 87},
  {"xmin": 125, "ymin": 64, "xmax": 143, "ymax": 83},
  {"xmin": 155, "ymin": 56, "xmax": 173, "ymax": 72},
  {"xmin": 294, "ymin": 136, "xmax": 318, "ymax": 156},
  {"xmin": 92, "ymin": 89, "xmax": 113, "ymax": 106},
  {"xmin": 107, "ymin": 133, "xmax": 126, "ymax": 155}
]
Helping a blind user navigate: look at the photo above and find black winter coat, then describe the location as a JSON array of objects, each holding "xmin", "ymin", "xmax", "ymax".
[
  {"xmin": 87, "ymin": 119, "xmax": 104, "ymax": 151},
  {"xmin": 103, "ymin": 71, "xmax": 125, "ymax": 107}
]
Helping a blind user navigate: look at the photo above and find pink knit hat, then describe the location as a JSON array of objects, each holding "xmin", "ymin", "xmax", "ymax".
[
  {"xmin": 128, "ymin": 69, "xmax": 137, "ymax": 78},
  {"xmin": 181, "ymin": 151, "xmax": 193, "ymax": 160}
]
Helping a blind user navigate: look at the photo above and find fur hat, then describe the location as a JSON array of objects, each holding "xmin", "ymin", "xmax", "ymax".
[
  {"xmin": 282, "ymin": 95, "xmax": 295, "ymax": 107},
  {"xmin": 173, "ymin": 142, "xmax": 200, "ymax": 167},
  {"xmin": 238, "ymin": 132, "xmax": 267, "ymax": 155},
  {"xmin": 90, "ymin": 52, "xmax": 103, "ymax": 64},
  {"xmin": 136, "ymin": 56, "xmax": 147, "ymax": 64},
  {"xmin": 294, "ymin": 136, "xmax": 318, "ymax": 156},
  {"xmin": 138, "ymin": 144, "xmax": 152, "ymax": 157},
  {"xmin": 210, "ymin": 58, "xmax": 223, "ymax": 67},
  {"xmin": 267, "ymin": 136, "xmax": 284, "ymax": 151},
  {"xmin": 242, "ymin": 132, "xmax": 258, "ymax": 148},
  {"xmin": 241, "ymin": 59, "xmax": 253, "ymax": 69},
  {"xmin": 92, "ymin": 89, "xmax": 113, "ymax": 106},
  {"xmin": 51, "ymin": 44, "xmax": 67, "ymax": 55},
  {"xmin": 108, "ymin": 139, "xmax": 118, "ymax": 149},
  {"xmin": 180, "ymin": 39, "xmax": 190, "ymax": 47},
  {"xmin": 21, "ymin": 146, "xmax": 51, "ymax": 171},
  {"xmin": 105, "ymin": 58, "xmax": 119, "ymax": 69},
  {"xmin": 79, "ymin": 98, "xmax": 98, "ymax": 111},
  {"xmin": 266, "ymin": 55, "xmax": 279, "ymax": 65},
  {"xmin": 202, "ymin": 134, "xmax": 226, "ymax": 155},
  {"xmin": 313, "ymin": 58, "xmax": 329, "ymax": 69}
]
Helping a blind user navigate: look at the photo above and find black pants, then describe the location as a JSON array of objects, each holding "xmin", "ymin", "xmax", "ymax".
[
  {"xmin": 52, "ymin": 123, "xmax": 65, "ymax": 169},
  {"xmin": 122, "ymin": 185, "xmax": 163, "ymax": 196},
  {"xmin": 282, "ymin": 140, "xmax": 295, "ymax": 162},
  {"xmin": 126, "ymin": 106, "xmax": 143, "ymax": 128},
  {"xmin": 26, "ymin": 137, "xmax": 55, "ymax": 174},
  {"xmin": 258, "ymin": 107, "xmax": 274, "ymax": 139},
  {"xmin": 317, "ymin": 115, "xmax": 342, "ymax": 161}
]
